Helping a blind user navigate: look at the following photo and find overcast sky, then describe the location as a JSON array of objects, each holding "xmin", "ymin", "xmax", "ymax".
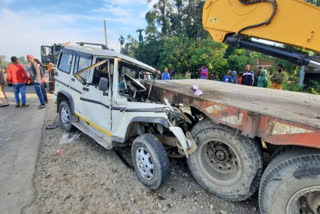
[{"xmin": 0, "ymin": 0, "xmax": 156, "ymax": 60}]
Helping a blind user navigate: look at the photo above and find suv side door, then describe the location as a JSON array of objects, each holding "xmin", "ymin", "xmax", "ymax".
[
  {"xmin": 80, "ymin": 57, "xmax": 112, "ymax": 138},
  {"xmin": 69, "ymin": 52, "xmax": 93, "ymax": 116},
  {"xmin": 55, "ymin": 51, "xmax": 73, "ymax": 95}
]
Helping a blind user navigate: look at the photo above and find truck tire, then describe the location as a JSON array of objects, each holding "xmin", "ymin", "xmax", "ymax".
[
  {"xmin": 259, "ymin": 149, "xmax": 320, "ymax": 214},
  {"xmin": 59, "ymin": 101, "xmax": 73, "ymax": 132},
  {"xmin": 131, "ymin": 134, "xmax": 170, "ymax": 190},
  {"xmin": 187, "ymin": 118, "xmax": 263, "ymax": 202}
]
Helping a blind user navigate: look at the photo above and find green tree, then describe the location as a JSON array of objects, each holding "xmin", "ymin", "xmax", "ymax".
[
  {"xmin": 136, "ymin": 29, "xmax": 144, "ymax": 43},
  {"xmin": 167, "ymin": 0, "xmax": 184, "ymax": 36},
  {"xmin": 119, "ymin": 35, "xmax": 125, "ymax": 46},
  {"xmin": 122, "ymin": 0, "xmax": 210, "ymax": 70},
  {"xmin": 18, "ymin": 56, "xmax": 28, "ymax": 64},
  {"xmin": 225, "ymin": 49, "xmax": 257, "ymax": 73},
  {"xmin": 0, "ymin": 56, "xmax": 9, "ymax": 68},
  {"xmin": 145, "ymin": 11, "xmax": 160, "ymax": 40},
  {"xmin": 120, "ymin": 35, "xmax": 139, "ymax": 57},
  {"xmin": 122, "ymin": 0, "xmax": 306, "ymax": 87},
  {"xmin": 150, "ymin": 0, "xmax": 172, "ymax": 37},
  {"xmin": 305, "ymin": 0, "xmax": 320, "ymax": 6},
  {"xmin": 134, "ymin": 39, "xmax": 164, "ymax": 68},
  {"xmin": 0, "ymin": 56, "xmax": 29, "ymax": 67},
  {"xmin": 183, "ymin": 0, "xmax": 208, "ymax": 39},
  {"xmin": 189, "ymin": 38, "xmax": 228, "ymax": 74}
]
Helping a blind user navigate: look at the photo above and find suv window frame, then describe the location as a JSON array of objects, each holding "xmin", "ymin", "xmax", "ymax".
[
  {"xmin": 57, "ymin": 52, "xmax": 74, "ymax": 74},
  {"xmin": 92, "ymin": 58, "xmax": 111, "ymax": 87},
  {"xmin": 73, "ymin": 53, "xmax": 93, "ymax": 83}
]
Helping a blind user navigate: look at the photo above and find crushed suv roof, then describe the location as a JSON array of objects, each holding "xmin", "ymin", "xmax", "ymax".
[{"xmin": 63, "ymin": 44, "xmax": 156, "ymax": 72}]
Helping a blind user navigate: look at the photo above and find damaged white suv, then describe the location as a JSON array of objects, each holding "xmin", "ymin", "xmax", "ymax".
[{"xmin": 53, "ymin": 43, "xmax": 195, "ymax": 189}]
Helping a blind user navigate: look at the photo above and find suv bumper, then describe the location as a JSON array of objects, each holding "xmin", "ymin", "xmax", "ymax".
[{"xmin": 169, "ymin": 127, "xmax": 197, "ymax": 157}]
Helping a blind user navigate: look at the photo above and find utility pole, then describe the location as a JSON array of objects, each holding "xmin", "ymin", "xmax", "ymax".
[
  {"xmin": 299, "ymin": 65, "xmax": 305, "ymax": 88},
  {"xmin": 104, "ymin": 20, "xmax": 108, "ymax": 49}
]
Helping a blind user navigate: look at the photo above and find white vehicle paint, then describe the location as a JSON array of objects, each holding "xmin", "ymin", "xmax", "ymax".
[{"xmin": 54, "ymin": 43, "xmax": 194, "ymax": 155}]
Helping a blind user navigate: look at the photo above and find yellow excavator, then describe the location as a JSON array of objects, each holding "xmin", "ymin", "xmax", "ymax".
[
  {"xmin": 203, "ymin": 0, "xmax": 320, "ymax": 71},
  {"xmin": 203, "ymin": 1, "xmax": 320, "ymax": 214}
]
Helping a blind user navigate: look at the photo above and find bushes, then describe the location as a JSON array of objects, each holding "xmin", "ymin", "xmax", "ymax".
[
  {"xmin": 305, "ymin": 80, "xmax": 320, "ymax": 95},
  {"xmin": 283, "ymin": 81, "xmax": 303, "ymax": 92},
  {"xmin": 282, "ymin": 78, "xmax": 320, "ymax": 95}
]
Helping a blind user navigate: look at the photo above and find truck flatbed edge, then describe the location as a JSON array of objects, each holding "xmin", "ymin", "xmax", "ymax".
[{"xmin": 148, "ymin": 79, "xmax": 320, "ymax": 129}]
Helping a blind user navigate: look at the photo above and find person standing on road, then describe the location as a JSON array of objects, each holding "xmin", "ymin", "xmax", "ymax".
[
  {"xmin": 48, "ymin": 62, "xmax": 55, "ymax": 92},
  {"xmin": 253, "ymin": 70, "xmax": 259, "ymax": 87},
  {"xmin": 7, "ymin": 56, "xmax": 29, "ymax": 107},
  {"xmin": 200, "ymin": 66, "xmax": 209, "ymax": 79},
  {"xmin": 169, "ymin": 68, "xmax": 175, "ymax": 80},
  {"xmin": 215, "ymin": 73, "xmax": 220, "ymax": 81},
  {"xmin": 34, "ymin": 59, "xmax": 48, "ymax": 104},
  {"xmin": 238, "ymin": 72, "xmax": 243, "ymax": 84},
  {"xmin": 242, "ymin": 65, "xmax": 254, "ymax": 86},
  {"xmin": 27, "ymin": 54, "xmax": 46, "ymax": 109},
  {"xmin": 0, "ymin": 61, "xmax": 9, "ymax": 107},
  {"xmin": 185, "ymin": 70, "xmax": 191, "ymax": 79},
  {"xmin": 209, "ymin": 73, "xmax": 215, "ymax": 80},
  {"xmin": 222, "ymin": 70, "xmax": 232, "ymax": 83},
  {"xmin": 257, "ymin": 66, "xmax": 268, "ymax": 88},
  {"xmin": 162, "ymin": 67, "xmax": 170, "ymax": 80},
  {"xmin": 230, "ymin": 70, "xmax": 238, "ymax": 84},
  {"xmin": 271, "ymin": 64, "xmax": 286, "ymax": 90}
]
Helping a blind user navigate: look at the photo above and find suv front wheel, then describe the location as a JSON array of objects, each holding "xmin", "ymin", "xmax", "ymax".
[
  {"xmin": 131, "ymin": 134, "xmax": 170, "ymax": 190},
  {"xmin": 59, "ymin": 101, "xmax": 73, "ymax": 132}
]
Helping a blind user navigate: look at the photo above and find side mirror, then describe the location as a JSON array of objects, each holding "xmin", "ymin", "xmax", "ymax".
[{"xmin": 98, "ymin": 77, "xmax": 109, "ymax": 92}]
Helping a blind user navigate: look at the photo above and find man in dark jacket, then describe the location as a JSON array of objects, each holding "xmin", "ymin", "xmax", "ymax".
[
  {"xmin": 241, "ymin": 65, "xmax": 254, "ymax": 86},
  {"xmin": 27, "ymin": 54, "xmax": 46, "ymax": 109}
]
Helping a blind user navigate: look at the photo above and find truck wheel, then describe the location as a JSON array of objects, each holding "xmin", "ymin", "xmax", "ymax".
[
  {"xmin": 59, "ymin": 101, "xmax": 73, "ymax": 132},
  {"xmin": 259, "ymin": 150, "xmax": 320, "ymax": 214},
  {"xmin": 131, "ymin": 134, "xmax": 170, "ymax": 190},
  {"xmin": 187, "ymin": 118, "xmax": 263, "ymax": 202}
]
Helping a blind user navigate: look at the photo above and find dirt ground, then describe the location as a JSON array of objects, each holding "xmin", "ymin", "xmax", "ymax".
[{"xmin": 25, "ymin": 99, "xmax": 260, "ymax": 214}]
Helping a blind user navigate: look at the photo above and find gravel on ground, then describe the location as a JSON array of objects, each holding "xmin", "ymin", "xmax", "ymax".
[{"xmin": 25, "ymin": 98, "xmax": 260, "ymax": 214}]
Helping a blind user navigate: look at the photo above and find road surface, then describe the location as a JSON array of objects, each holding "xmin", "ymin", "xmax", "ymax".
[
  {"xmin": 0, "ymin": 85, "xmax": 46, "ymax": 214},
  {"xmin": 0, "ymin": 84, "xmax": 260, "ymax": 214}
]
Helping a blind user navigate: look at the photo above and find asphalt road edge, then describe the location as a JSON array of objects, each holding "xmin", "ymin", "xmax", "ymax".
[{"xmin": 21, "ymin": 107, "xmax": 48, "ymax": 214}]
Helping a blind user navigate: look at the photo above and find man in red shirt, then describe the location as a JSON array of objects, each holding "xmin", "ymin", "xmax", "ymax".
[{"xmin": 7, "ymin": 56, "xmax": 29, "ymax": 107}]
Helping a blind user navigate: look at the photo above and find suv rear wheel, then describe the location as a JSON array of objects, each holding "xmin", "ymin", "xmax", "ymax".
[{"xmin": 59, "ymin": 101, "xmax": 73, "ymax": 132}]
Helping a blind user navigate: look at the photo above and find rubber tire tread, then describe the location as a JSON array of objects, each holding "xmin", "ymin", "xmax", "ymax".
[
  {"xmin": 259, "ymin": 148, "xmax": 320, "ymax": 214},
  {"xmin": 188, "ymin": 118, "xmax": 263, "ymax": 202},
  {"xmin": 131, "ymin": 134, "xmax": 170, "ymax": 190},
  {"xmin": 59, "ymin": 100, "xmax": 73, "ymax": 132}
]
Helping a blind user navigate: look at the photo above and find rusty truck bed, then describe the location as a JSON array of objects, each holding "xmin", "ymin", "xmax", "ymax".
[{"xmin": 147, "ymin": 79, "xmax": 320, "ymax": 148}]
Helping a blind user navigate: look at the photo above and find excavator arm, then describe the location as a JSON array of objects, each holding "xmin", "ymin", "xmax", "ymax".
[{"xmin": 203, "ymin": 0, "xmax": 320, "ymax": 68}]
